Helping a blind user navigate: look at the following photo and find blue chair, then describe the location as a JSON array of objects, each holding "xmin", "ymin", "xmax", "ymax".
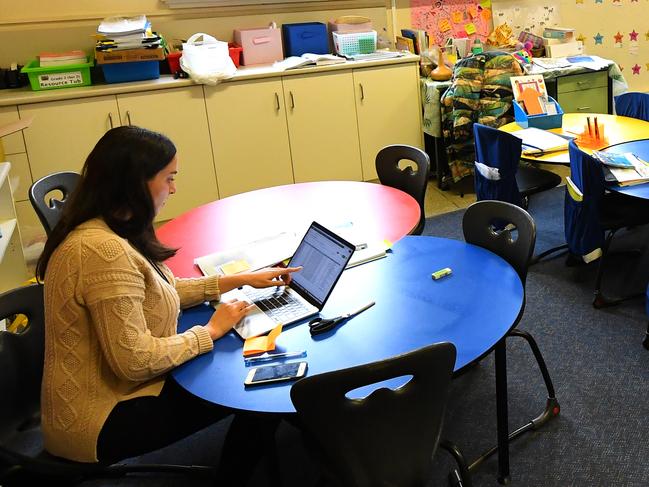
[
  {"xmin": 614, "ymin": 92, "xmax": 649, "ymax": 121},
  {"xmin": 473, "ymin": 124, "xmax": 563, "ymax": 209},
  {"xmin": 565, "ymin": 140, "xmax": 649, "ymax": 307}
]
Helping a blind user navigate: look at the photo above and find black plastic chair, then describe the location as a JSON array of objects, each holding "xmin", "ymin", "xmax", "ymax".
[
  {"xmin": 461, "ymin": 200, "xmax": 559, "ymax": 474},
  {"xmin": 0, "ymin": 284, "xmax": 214, "ymax": 485},
  {"xmin": 375, "ymin": 144, "xmax": 430, "ymax": 235},
  {"xmin": 290, "ymin": 342, "xmax": 471, "ymax": 487},
  {"xmin": 28, "ymin": 171, "xmax": 80, "ymax": 236}
]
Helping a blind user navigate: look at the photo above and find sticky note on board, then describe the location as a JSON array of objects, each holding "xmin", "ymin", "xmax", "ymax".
[
  {"xmin": 219, "ymin": 259, "xmax": 251, "ymax": 275},
  {"xmin": 467, "ymin": 5, "xmax": 478, "ymax": 18},
  {"xmin": 465, "ymin": 23, "xmax": 477, "ymax": 35},
  {"xmin": 243, "ymin": 324, "xmax": 283, "ymax": 356},
  {"xmin": 452, "ymin": 11, "xmax": 463, "ymax": 23},
  {"xmin": 480, "ymin": 0, "xmax": 492, "ymax": 7},
  {"xmin": 481, "ymin": 8, "xmax": 492, "ymax": 21},
  {"xmin": 439, "ymin": 18, "xmax": 452, "ymax": 32}
]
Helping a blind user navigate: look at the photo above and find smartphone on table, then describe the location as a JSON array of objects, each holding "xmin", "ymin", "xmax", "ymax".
[{"xmin": 244, "ymin": 362, "xmax": 307, "ymax": 386}]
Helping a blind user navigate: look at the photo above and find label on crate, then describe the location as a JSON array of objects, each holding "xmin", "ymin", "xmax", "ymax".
[{"xmin": 38, "ymin": 71, "xmax": 83, "ymax": 88}]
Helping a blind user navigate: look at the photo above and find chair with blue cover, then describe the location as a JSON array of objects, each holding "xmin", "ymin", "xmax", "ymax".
[
  {"xmin": 565, "ymin": 139, "xmax": 649, "ymax": 308},
  {"xmin": 375, "ymin": 144, "xmax": 430, "ymax": 235},
  {"xmin": 0, "ymin": 284, "xmax": 214, "ymax": 485},
  {"xmin": 614, "ymin": 92, "xmax": 649, "ymax": 121},
  {"xmin": 28, "ymin": 171, "xmax": 80, "ymax": 236},
  {"xmin": 473, "ymin": 123, "xmax": 565, "ymax": 261},
  {"xmin": 290, "ymin": 342, "xmax": 472, "ymax": 487},
  {"xmin": 462, "ymin": 200, "xmax": 559, "ymax": 472}
]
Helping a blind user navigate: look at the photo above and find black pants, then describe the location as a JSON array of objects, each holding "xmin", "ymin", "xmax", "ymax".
[{"xmin": 97, "ymin": 376, "xmax": 280, "ymax": 485}]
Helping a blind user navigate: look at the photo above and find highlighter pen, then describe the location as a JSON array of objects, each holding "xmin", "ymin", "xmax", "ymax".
[
  {"xmin": 244, "ymin": 350, "xmax": 307, "ymax": 367},
  {"xmin": 587, "ymin": 117, "xmax": 592, "ymax": 137},
  {"xmin": 432, "ymin": 267, "xmax": 452, "ymax": 280},
  {"xmin": 594, "ymin": 117, "xmax": 600, "ymax": 139}
]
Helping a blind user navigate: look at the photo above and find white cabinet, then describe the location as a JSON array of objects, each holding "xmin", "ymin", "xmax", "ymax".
[
  {"xmin": 0, "ymin": 162, "xmax": 28, "ymax": 293},
  {"xmin": 283, "ymin": 70, "xmax": 363, "ymax": 183},
  {"xmin": 353, "ymin": 63, "xmax": 423, "ymax": 181},
  {"xmin": 19, "ymin": 87, "xmax": 218, "ymax": 222},
  {"xmin": 205, "ymin": 78, "xmax": 294, "ymax": 198},
  {"xmin": 116, "ymin": 87, "xmax": 218, "ymax": 221}
]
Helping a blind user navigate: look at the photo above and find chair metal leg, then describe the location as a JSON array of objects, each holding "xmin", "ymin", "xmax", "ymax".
[
  {"xmin": 468, "ymin": 332, "xmax": 560, "ymax": 482},
  {"xmin": 440, "ymin": 440, "xmax": 473, "ymax": 487},
  {"xmin": 530, "ymin": 244, "xmax": 569, "ymax": 265}
]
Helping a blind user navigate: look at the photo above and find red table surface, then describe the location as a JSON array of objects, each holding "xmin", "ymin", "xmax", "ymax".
[{"xmin": 157, "ymin": 181, "xmax": 421, "ymax": 277}]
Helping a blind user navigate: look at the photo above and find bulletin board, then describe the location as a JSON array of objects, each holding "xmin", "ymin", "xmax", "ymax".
[
  {"xmin": 410, "ymin": 0, "xmax": 493, "ymax": 48},
  {"xmin": 490, "ymin": 0, "xmax": 562, "ymax": 36}
]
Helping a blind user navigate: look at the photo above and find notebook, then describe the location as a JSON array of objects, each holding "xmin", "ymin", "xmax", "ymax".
[{"xmin": 222, "ymin": 221, "xmax": 356, "ymax": 339}]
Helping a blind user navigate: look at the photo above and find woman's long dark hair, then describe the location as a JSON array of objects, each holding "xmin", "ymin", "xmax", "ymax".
[{"xmin": 36, "ymin": 126, "xmax": 178, "ymax": 281}]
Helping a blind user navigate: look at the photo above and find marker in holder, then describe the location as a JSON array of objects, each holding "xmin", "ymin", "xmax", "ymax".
[{"xmin": 432, "ymin": 267, "xmax": 452, "ymax": 280}]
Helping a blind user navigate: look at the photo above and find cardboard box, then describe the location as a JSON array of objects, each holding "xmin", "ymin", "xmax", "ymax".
[{"xmin": 95, "ymin": 48, "xmax": 165, "ymax": 65}]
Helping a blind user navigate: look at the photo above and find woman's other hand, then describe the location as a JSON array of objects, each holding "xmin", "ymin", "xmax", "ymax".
[
  {"xmin": 205, "ymin": 299, "xmax": 255, "ymax": 340},
  {"xmin": 245, "ymin": 266, "xmax": 302, "ymax": 288}
]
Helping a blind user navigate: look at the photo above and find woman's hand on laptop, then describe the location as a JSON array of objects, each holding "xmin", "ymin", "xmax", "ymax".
[
  {"xmin": 244, "ymin": 266, "xmax": 302, "ymax": 288},
  {"xmin": 205, "ymin": 299, "xmax": 255, "ymax": 340}
]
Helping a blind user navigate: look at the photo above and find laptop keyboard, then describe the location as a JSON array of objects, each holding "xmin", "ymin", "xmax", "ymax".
[{"xmin": 242, "ymin": 287, "xmax": 310, "ymax": 323}]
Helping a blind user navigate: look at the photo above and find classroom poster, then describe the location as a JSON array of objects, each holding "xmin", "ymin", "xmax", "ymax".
[{"xmin": 410, "ymin": 0, "xmax": 492, "ymax": 48}]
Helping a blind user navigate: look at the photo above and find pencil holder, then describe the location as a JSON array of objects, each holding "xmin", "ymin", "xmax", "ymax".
[{"xmin": 575, "ymin": 122, "xmax": 608, "ymax": 149}]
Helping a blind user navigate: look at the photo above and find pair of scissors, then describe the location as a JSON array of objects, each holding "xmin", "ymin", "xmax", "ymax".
[{"xmin": 308, "ymin": 301, "xmax": 375, "ymax": 336}]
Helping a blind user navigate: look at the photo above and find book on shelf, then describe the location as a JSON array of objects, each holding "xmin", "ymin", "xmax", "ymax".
[
  {"xmin": 273, "ymin": 53, "xmax": 346, "ymax": 71},
  {"xmin": 38, "ymin": 50, "xmax": 87, "ymax": 67},
  {"xmin": 543, "ymin": 27, "xmax": 575, "ymax": 40}
]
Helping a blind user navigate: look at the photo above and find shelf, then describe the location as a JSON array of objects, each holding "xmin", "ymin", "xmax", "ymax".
[{"xmin": 0, "ymin": 218, "xmax": 17, "ymax": 262}]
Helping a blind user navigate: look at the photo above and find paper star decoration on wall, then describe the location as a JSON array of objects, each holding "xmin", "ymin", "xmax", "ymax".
[
  {"xmin": 645, "ymin": 62, "xmax": 649, "ymax": 71},
  {"xmin": 612, "ymin": 0, "xmax": 621, "ymax": 3},
  {"xmin": 614, "ymin": 32, "xmax": 624, "ymax": 43},
  {"xmin": 645, "ymin": 31, "xmax": 649, "ymax": 41},
  {"xmin": 595, "ymin": 0, "xmax": 603, "ymax": 3},
  {"xmin": 630, "ymin": 30, "xmax": 639, "ymax": 41},
  {"xmin": 594, "ymin": 33, "xmax": 604, "ymax": 44},
  {"xmin": 632, "ymin": 64, "xmax": 641, "ymax": 75},
  {"xmin": 575, "ymin": 0, "xmax": 584, "ymax": 3},
  {"xmin": 577, "ymin": 34, "xmax": 586, "ymax": 44}
]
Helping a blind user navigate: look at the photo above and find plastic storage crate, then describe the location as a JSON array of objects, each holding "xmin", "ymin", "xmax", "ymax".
[
  {"xmin": 100, "ymin": 60, "xmax": 160, "ymax": 84},
  {"xmin": 21, "ymin": 58, "xmax": 93, "ymax": 91},
  {"xmin": 332, "ymin": 31, "xmax": 377, "ymax": 56},
  {"xmin": 514, "ymin": 96, "xmax": 563, "ymax": 129},
  {"xmin": 282, "ymin": 22, "xmax": 329, "ymax": 57}
]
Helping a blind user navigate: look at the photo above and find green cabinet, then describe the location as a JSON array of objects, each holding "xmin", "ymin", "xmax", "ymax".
[{"xmin": 547, "ymin": 69, "xmax": 610, "ymax": 114}]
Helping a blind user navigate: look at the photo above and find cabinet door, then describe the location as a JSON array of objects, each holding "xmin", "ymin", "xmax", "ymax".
[
  {"xmin": 353, "ymin": 63, "xmax": 423, "ymax": 181},
  {"xmin": 117, "ymin": 87, "xmax": 218, "ymax": 221},
  {"xmin": 283, "ymin": 71, "xmax": 362, "ymax": 182},
  {"xmin": 205, "ymin": 78, "xmax": 293, "ymax": 198},
  {"xmin": 19, "ymin": 96, "xmax": 119, "ymax": 180}
]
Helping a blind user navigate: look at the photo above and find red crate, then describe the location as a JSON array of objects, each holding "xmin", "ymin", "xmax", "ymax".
[
  {"xmin": 228, "ymin": 43, "xmax": 242, "ymax": 68},
  {"xmin": 166, "ymin": 51, "xmax": 182, "ymax": 74}
]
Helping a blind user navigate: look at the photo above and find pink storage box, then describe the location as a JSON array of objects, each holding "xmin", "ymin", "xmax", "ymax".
[{"xmin": 234, "ymin": 27, "xmax": 284, "ymax": 66}]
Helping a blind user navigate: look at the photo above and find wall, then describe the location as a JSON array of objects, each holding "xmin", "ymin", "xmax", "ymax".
[
  {"xmin": 392, "ymin": 0, "xmax": 646, "ymax": 92},
  {"xmin": 0, "ymin": 0, "xmax": 389, "ymax": 67}
]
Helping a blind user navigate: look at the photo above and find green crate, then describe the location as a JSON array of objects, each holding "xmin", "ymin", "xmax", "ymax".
[{"xmin": 21, "ymin": 58, "xmax": 93, "ymax": 91}]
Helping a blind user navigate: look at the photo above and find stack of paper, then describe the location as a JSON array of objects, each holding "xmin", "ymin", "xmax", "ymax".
[
  {"xmin": 510, "ymin": 128, "xmax": 570, "ymax": 156},
  {"xmin": 96, "ymin": 15, "xmax": 161, "ymax": 51},
  {"xmin": 599, "ymin": 153, "xmax": 649, "ymax": 186},
  {"xmin": 38, "ymin": 50, "xmax": 87, "ymax": 67}
]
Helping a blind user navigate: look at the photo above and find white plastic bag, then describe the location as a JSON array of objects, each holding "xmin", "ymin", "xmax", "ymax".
[{"xmin": 180, "ymin": 33, "xmax": 236, "ymax": 86}]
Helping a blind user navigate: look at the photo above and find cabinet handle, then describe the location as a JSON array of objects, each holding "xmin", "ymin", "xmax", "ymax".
[
  {"xmin": 289, "ymin": 91, "xmax": 295, "ymax": 109},
  {"xmin": 359, "ymin": 83, "xmax": 365, "ymax": 101},
  {"xmin": 126, "ymin": 111, "xmax": 132, "ymax": 125},
  {"xmin": 108, "ymin": 112, "xmax": 114, "ymax": 129},
  {"xmin": 275, "ymin": 92, "xmax": 280, "ymax": 111},
  {"xmin": 577, "ymin": 81, "xmax": 590, "ymax": 86},
  {"xmin": 576, "ymin": 106, "xmax": 592, "ymax": 111}
]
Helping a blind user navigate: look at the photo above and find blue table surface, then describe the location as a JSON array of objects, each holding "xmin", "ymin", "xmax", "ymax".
[
  {"xmin": 173, "ymin": 236, "xmax": 524, "ymax": 414},
  {"xmin": 604, "ymin": 139, "xmax": 649, "ymax": 199}
]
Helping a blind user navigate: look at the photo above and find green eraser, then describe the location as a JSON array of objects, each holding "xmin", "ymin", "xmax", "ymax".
[{"xmin": 431, "ymin": 267, "xmax": 452, "ymax": 280}]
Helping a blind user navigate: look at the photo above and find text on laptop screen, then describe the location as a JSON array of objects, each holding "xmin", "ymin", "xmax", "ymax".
[{"xmin": 289, "ymin": 225, "xmax": 354, "ymax": 305}]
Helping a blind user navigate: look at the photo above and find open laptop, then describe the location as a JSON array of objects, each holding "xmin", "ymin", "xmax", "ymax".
[{"xmin": 223, "ymin": 221, "xmax": 356, "ymax": 339}]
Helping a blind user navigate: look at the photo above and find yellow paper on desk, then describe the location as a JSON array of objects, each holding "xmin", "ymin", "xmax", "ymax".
[
  {"xmin": 243, "ymin": 324, "xmax": 282, "ymax": 356},
  {"xmin": 219, "ymin": 259, "xmax": 250, "ymax": 275}
]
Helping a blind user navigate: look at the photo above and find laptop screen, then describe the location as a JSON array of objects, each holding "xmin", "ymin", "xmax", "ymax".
[{"xmin": 288, "ymin": 222, "xmax": 355, "ymax": 308}]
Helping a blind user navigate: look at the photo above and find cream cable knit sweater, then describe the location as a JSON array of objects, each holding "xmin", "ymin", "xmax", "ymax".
[{"xmin": 41, "ymin": 219, "xmax": 219, "ymax": 463}]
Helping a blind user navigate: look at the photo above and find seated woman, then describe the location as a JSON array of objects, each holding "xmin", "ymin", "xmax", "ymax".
[{"xmin": 36, "ymin": 126, "xmax": 299, "ymax": 482}]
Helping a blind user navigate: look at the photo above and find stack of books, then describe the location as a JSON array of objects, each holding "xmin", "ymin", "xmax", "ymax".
[
  {"xmin": 38, "ymin": 50, "xmax": 87, "ymax": 67},
  {"xmin": 593, "ymin": 151, "xmax": 649, "ymax": 186},
  {"xmin": 543, "ymin": 27, "xmax": 583, "ymax": 58},
  {"xmin": 95, "ymin": 15, "xmax": 162, "ymax": 52}
]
